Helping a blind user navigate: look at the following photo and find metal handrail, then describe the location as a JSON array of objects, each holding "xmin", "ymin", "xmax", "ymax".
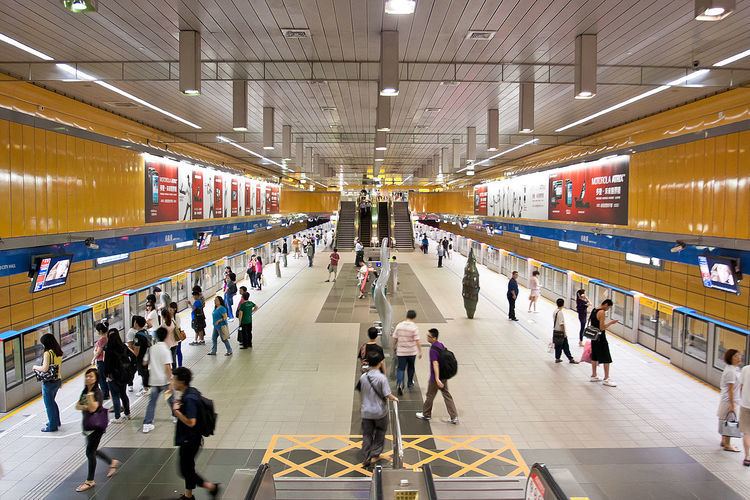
[
  {"xmin": 371, "ymin": 465, "xmax": 384, "ymax": 500},
  {"xmin": 390, "ymin": 399, "xmax": 404, "ymax": 469},
  {"xmin": 527, "ymin": 463, "xmax": 568, "ymax": 500},
  {"xmin": 244, "ymin": 463, "xmax": 269, "ymax": 500},
  {"xmin": 422, "ymin": 464, "xmax": 439, "ymax": 500}
]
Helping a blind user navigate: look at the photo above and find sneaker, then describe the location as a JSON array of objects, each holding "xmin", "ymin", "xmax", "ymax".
[
  {"xmin": 172, "ymin": 417, "xmax": 178, "ymax": 423},
  {"xmin": 589, "ymin": 376, "xmax": 602, "ymax": 382},
  {"xmin": 127, "ymin": 386, "xmax": 134, "ymax": 393},
  {"xmin": 415, "ymin": 412, "xmax": 431, "ymax": 421},
  {"xmin": 397, "ymin": 386, "xmax": 403, "ymax": 396},
  {"xmin": 110, "ymin": 416, "xmax": 127, "ymax": 424},
  {"xmin": 207, "ymin": 352, "xmax": 217, "ymax": 356},
  {"xmin": 225, "ymin": 352, "xmax": 233, "ymax": 356},
  {"xmin": 449, "ymin": 418, "xmax": 459, "ymax": 425},
  {"xmin": 602, "ymin": 379, "xmax": 617, "ymax": 387},
  {"xmin": 569, "ymin": 359, "xmax": 580, "ymax": 364},
  {"xmin": 142, "ymin": 424, "xmax": 155, "ymax": 433},
  {"xmin": 137, "ymin": 388, "xmax": 148, "ymax": 396},
  {"xmin": 555, "ymin": 359, "xmax": 563, "ymax": 363}
]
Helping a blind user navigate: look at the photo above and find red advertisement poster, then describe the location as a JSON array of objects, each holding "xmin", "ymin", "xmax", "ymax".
[
  {"xmin": 231, "ymin": 178, "xmax": 239, "ymax": 216},
  {"xmin": 244, "ymin": 181, "xmax": 252, "ymax": 216},
  {"xmin": 268, "ymin": 185, "xmax": 280, "ymax": 214},
  {"xmin": 265, "ymin": 185, "xmax": 272, "ymax": 214},
  {"xmin": 213, "ymin": 175, "xmax": 223, "ymax": 218},
  {"xmin": 473, "ymin": 185, "xmax": 488, "ymax": 215},
  {"xmin": 256, "ymin": 184, "xmax": 262, "ymax": 214},
  {"xmin": 145, "ymin": 160, "xmax": 179, "ymax": 223},
  {"xmin": 548, "ymin": 156, "xmax": 629, "ymax": 225},
  {"xmin": 191, "ymin": 169, "xmax": 204, "ymax": 219}
]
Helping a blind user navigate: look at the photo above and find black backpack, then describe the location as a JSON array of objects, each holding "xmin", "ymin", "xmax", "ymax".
[
  {"xmin": 432, "ymin": 344, "xmax": 458, "ymax": 380},
  {"xmin": 194, "ymin": 390, "xmax": 218, "ymax": 437}
]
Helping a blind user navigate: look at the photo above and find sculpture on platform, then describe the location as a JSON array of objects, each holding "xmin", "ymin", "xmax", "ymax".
[
  {"xmin": 373, "ymin": 238, "xmax": 393, "ymax": 343},
  {"xmin": 462, "ymin": 248, "xmax": 480, "ymax": 319}
]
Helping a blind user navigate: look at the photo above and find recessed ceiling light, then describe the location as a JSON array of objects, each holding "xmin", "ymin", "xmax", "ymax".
[
  {"xmin": 694, "ymin": 0, "xmax": 734, "ymax": 20},
  {"xmin": 385, "ymin": 0, "xmax": 416, "ymax": 15},
  {"xmin": 0, "ymin": 33, "xmax": 53, "ymax": 60},
  {"xmin": 466, "ymin": 30, "xmax": 495, "ymax": 41},
  {"xmin": 440, "ymin": 81, "xmax": 460, "ymax": 87}
]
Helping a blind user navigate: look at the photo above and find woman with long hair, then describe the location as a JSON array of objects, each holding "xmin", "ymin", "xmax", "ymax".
[
  {"xmin": 161, "ymin": 308, "xmax": 178, "ymax": 367},
  {"xmin": 32, "ymin": 333, "xmax": 63, "ymax": 432},
  {"xmin": 74, "ymin": 368, "xmax": 119, "ymax": 492},
  {"xmin": 103, "ymin": 329, "xmax": 131, "ymax": 423},
  {"xmin": 255, "ymin": 256, "xmax": 264, "ymax": 291},
  {"xmin": 208, "ymin": 296, "xmax": 233, "ymax": 356},
  {"xmin": 92, "ymin": 322, "xmax": 111, "ymax": 400},
  {"xmin": 168, "ymin": 302, "xmax": 184, "ymax": 367}
]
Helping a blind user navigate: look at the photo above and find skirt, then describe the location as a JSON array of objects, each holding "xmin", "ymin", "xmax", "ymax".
[
  {"xmin": 740, "ymin": 407, "xmax": 750, "ymax": 434},
  {"xmin": 591, "ymin": 334, "xmax": 612, "ymax": 364},
  {"xmin": 530, "ymin": 290, "xmax": 541, "ymax": 298}
]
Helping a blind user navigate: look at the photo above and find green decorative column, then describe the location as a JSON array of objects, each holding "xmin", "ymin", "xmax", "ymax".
[{"xmin": 462, "ymin": 248, "xmax": 480, "ymax": 319}]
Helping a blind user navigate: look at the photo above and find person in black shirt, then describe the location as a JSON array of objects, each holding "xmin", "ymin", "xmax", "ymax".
[
  {"xmin": 171, "ymin": 367, "xmax": 220, "ymax": 499},
  {"xmin": 131, "ymin": 316, "xmax": 151, "ymax": 395},
  {"xmin": 358, "ymin": 327, "xmax": 385, "ymax": 373},
  {"xmin": 282, "ymin": 238, "xmax": 289, "ymax": 267},
  {"xmin": 575, "ymin": 289, "xmax": 590, "ymax": 346},
  {"xmin": 507, "ymin": 271, "xmax": 519, "ymax": 321}
]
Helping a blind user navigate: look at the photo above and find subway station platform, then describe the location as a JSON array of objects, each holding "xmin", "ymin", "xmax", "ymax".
[{"xmin": 0, "ymin": 241, "xmax": 747, "ymax": 500}]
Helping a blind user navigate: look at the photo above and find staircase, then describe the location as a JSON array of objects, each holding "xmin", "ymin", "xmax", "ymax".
[
  {"xmin": 358, "ymin": 205, "xmax": 372, "ymax": 247},
  {"xmin": 392, "ymin": 201, "xmax": 414, "ymax": 251},
  {"xmin": 335, "ymin": 201, "xmax": 356, "ymax": 251},
  {"xmin": 377, "ymin": 201, "xmax": 390, "ymax": 243}
]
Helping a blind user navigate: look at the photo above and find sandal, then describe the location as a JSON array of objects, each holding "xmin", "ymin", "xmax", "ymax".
[
  {"xmin": 743, "ymin": 459, "xmax": 750, "ymax": 467},
  {"xmin": 107, "ymin": 459, "xmax": 120, "ymax": 478},
  {"xmin": 76, "ymin": 481, "xmax": 95, "ymax": 492}
]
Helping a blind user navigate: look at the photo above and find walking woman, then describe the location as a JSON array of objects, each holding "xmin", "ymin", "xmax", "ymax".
[
  {"xmin": 575, "ymin": 289, "xmax": 590, "ymax": 347},
  {"xmin": 589, "ymin": 299, "xmax": 619, "ymax": 387},
  {"xmin": 169, "ymin": 302, "xmax": 184, "ymax": 367},
  {"xmin": 718, "ymin": 349, "xmax": 742, "ymax": 452},
  {"xmin": 92, "ymin": 322, "xmax": 111, "ymax": 400},
  {"xmin": 103, "ymin": 329, "xmax": 131, "ymax": 423},
  {"xmin": 74, "ymin": 368, "xmax": 120, "ymax": 492},
  {"xmin": 32, "ymin": 333, "xmax": 63, "ymax": 432},
  {"xmin": 255, "ymin": 256, "xmax": 264, "ymax": 291},
  {"xmin": 208, "ymin": 296, "xmax": 233, "ymax": 356},
  {"xmin": 528, "ymin": 270, "xmax": 541, "ymax": 313}
]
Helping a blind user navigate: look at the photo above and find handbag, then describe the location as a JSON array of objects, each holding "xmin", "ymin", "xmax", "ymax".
[
  {"xmin": 219, "ymin": 324, "xmax": 230, "ymax": 341},
  {"xmin": 35, "ymin": 351, "xmax": 60, "ymax": 382},
  {"xmin": 552, "ymin": 312, "xmax": 566, "ymax": 346},
  {"xmin": 82, "ymin": 403, "xmax": 109, "ymax": 432},
  {"xmin": 174, "ymin": 324, "xmax": 187, "ymax": 342},
  {"xmin": 719, "ymin": 411, "xmax": 742, "ymax": 438},
  {"xmin": 580, "ymin": 341, "xmax": 592, "ymax": 363}
]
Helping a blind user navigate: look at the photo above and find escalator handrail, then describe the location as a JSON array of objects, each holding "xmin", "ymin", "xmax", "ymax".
[
  {"xmin": 372, "ymin": 464, "xmax": 384, "ymax": 500},
  {"xmin": 245, "ymin": 463, "xmax": 270, "ymax": 500},
  {"xmin": 422, "ymin": 464, "xmax": 439, "ymax": 500},
  {"xmin": 527, "ymin": 462, "xmax": 568, "ymax": 500},
  {"xmin": 390, "ymin": 399, "xmax": 404, "ymax": 469}
]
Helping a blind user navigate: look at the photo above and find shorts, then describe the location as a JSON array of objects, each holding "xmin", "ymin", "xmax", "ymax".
[
  {"xmin": 530, "ymin": 290, "xmax": 541, "ymax": 298},
  {"xmin": 740, "ymin": 407, "xmax": 750, "ymax": 434}
]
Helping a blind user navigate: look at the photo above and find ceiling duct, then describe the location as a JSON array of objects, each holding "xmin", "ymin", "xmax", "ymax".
[
  {"xmin": 179, "ymin": 30, "xmax": 201, "ymax": 95},
  {"xmin": 282, "ymin": 125, "xmax": 292, "ymax": 161},
  {"xmin": 263, "ymin": 107, "xmax": 274, "ymax": 150},
  {"xmin": 518, "ymin": 82, "xmax": 534, "ymax": 133},
  {"xmin": 574, "ymin": 34, "xmax": 597, "ymax": 99},
  {"xmin": 281, "ymin": 29, "xmax": 311, "ymax": 39},
  {"xmin": 379, "ymin": 31, "xmax": 399, "ymax": 96},
  {"xmin": 232, "ymin": 80, "xmax": 248, "ymax": 131},
  {"xmin": 487, "ymin": 109, "xmax": 499, "ymax": 151}
]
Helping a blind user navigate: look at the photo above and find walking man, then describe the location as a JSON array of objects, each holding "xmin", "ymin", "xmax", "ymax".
[
  {"xmin": 142, "ymin": 327, "xmax": 173, "ymax": 433},
  {"xmin": 306, "ymin": 241, "xmax": 315, "ymax": 267},
  {"xmin": 416, "ymin": 329, "xmax": 458, "ymax": 424},
  {"xmin": 392, "ymin": 310, "xmax": 421, "ymax": 396},
  {"xmin": 327, "ymin": 248, "xmax": 340, "ymax": 282},
  {"xmin": 507, "ymin": 271, "xmax": 519, "ymax": 321},
  {"xmin": 552, "ymin": 298, "xmax": 579, "ymax": 364},
  {"xmin": 359, "ymin": 353, "xmax": 398, "ymax": 468}
]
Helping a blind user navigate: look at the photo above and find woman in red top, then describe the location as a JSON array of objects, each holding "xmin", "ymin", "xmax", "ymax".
[{"xmin": 255, "ymin": 256, "xmax": 264, "ymax": 291}]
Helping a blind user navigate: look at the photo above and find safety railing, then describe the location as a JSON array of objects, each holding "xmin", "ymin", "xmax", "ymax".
[
  {"xmin": 244, "ymin": 463, "xmax": 274, "ymax": 500},
  {"xmin": 526, "ymin": 463, "xmax": 573, "ymax": 500},
  {"xmin": 390, "ymin": 399, "xmax": 404, "ymax": 470},
  {"xmin": 370, "ymin": 464, "xmax": 384, "ymax": 500},
  {"xmin": 422, "ymin": 464, "xmax": 438, "ymax": 500}
]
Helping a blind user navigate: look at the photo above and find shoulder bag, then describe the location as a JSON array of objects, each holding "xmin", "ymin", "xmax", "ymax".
[
  {"xmin": 219, "ymin": 324, "xmax": 230, "ymax": 341},
  {"xmin": 582, "ymin": 309, "xmax": 602, "ymax": 341},
  {"xmin": 82, "ymin": 396, "xmax": 109, "ymax": 432},
  {"xmin": 35, "ymin": 351, "xmax": 60, "ymax": 383},
  {"xmin": 174, "ymin": 323, "xmax": 187, "ymax": 342},
  {"xmin": 552, "ymin": 311, "xmax": 566, "ymax": 346}
]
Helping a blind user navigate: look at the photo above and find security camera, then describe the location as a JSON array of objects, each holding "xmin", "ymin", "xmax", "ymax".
[
  {"xmin": 670, "ymin": 240, "xmax": 687, "ymax": 253},
  {"xmin": 692, "ymin": 60, "xmax": 700, "ymax": 69}
]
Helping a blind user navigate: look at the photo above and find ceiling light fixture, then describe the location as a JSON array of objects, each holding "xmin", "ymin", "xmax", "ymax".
[
  {"xmin": 62, "ymin": 0, "xmax": 97, "ymax": 13},
  {"xmin": 466, "ymin": 126, "xmax": 476, "ymax": 164},
  {"xmin": 474, "ymin": 138, "xmax": 539, "ymax": 166},
  {"xmin": 555, "ymin": 69, "xmax": 709, "ymax": 132},
  {"xmin": 232, "ymin": 80, "xmax": 248, "ymax": 131},
  {"xmin": 217, "ymin": 135, "xmax": 289, "ymax": 170},
  {"xmin": 518, "ymin": 82, "xmax": 534, "ymax": 133},
  {"xmin": 487, "ymin": 108, "xmax": 499, "ymax": 151},
  {"xmin": 263, "ymin": 107, "xmax": 275, "ymax": 150},
  {"xmin": 179, "ymin": 31, "xmax": 201, "ymax": 95},
  {"xmin": 376, "ymin": 94, "xmax": 391, "ymax": 131},
  {"xmin": 375, "ymin": 130, "xmax": 387, "ymax": 151},
  {"xmin": 694, "ymin": 0, "xmax": 734, "ymax": 20},
  {"xmin": 384, "ymin": 0, "xmax": 416, "ymax": 15},
  {"xmin": 282, "ymin": 125, "xmax": 292, "ymax": 160},
  {"xmin": 574, "ymin": 33, "xmax": 597, "ymax": 99},
  {"xmin": 713, "ymin": 48, "xmax": 750, "ymax": 67},
  {"xmin": 0, "ymin": 33, "xmax": 53, "ymax": 60},
  {"xmin": 379, "ymin": 31, "xmax": 400, "ymax": 96}
]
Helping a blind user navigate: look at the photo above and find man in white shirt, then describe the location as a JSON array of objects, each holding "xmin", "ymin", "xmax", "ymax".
[
  {"xmin": 355, "ymin": 239, "xmax": 364, "ymax": 267},
  {"xmin": 392, "ymin": 310, "xmax": 422, "ymax": 395},
  {"xmin": 553, "ymin": 299, "xmax": 578, "ymax": 364},
  {"xmin": 142, "ymin": 327, "xmax": 173, "ymax": 433}
]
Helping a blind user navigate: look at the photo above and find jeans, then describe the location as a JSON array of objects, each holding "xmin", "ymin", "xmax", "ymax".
[
  {"xmin": 308, "ymin": 255, "xmax": 313, "ymax": 267},
  {"xmin": 108, "ymin": 380, "xmax": 130, "ymax": 419},
  {"xmin": 224, "ymin": 292, "xmax": 234, "ymax": 319},
  {"xmin": 283, "ymin": 253, "xmax": 288, "ymax": 267},
  {"xmin": 256, "ymin": 273, "xmax": 262, "ymax": 290},
  {"xmin": 438, "ymin": 255, "xmax": 443, "ymax": 267},
  {"xmin": 578, "ymin": 313, "xmax": 587, "ymax": 342},
  {"xmin": 175, "ymin": 342, "xmax": 183, "ymax": 367},
  {"xmin": 422, "ymin": 379, "xmax": 458, "ymax": 420},
  {"xmin": 239, "ymin": 323, "xmax": 253, "ymax": 348},
  {"xmin": 96, "ymin": 360, "xmax": 110, "ymax": 399},
  {"xmin": 143, "ymin": 384, "xmax": 171, "ymax": 425},
  {"xmin": 554, "ymin": 337, "xmax": 574, "ymax": 361},
  {"xmin": 361, "ymin": 415, "xmax": 389, "ymax": 462},
  {"xmin": 210, "ymin": 328, "xmax": 233, "ymax": 354},
  {"xmin": 85, "ymin": 429, "xmax": 112, "ymax": 481},
  {"xmin": 179, "ymin": 439, "xmax": 205, "ymax": 490},
  {"xmin": 42, "ymin": 380, "xmax": 61, "ymax": 430},
  {"xmin": 396, "ymin": 355, "xmax": 416, "ymax": 388},
  {"xmin": 248, "ymin": 270, "xmax": 256, "ymax": 287}
]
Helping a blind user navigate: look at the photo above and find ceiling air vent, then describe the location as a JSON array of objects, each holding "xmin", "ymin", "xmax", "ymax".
[
  {"xmin": 282, "ymin": 29, "xmax": 311, "ymax": 39},
  {"xmin": 424, "ymin": 108, "xmax": 442, "ymax": 113},
  {"xmin": 466, "ymin": 30, "xmax": 496, "ymax": 41},
  {"xmin": 104, "ymin": 101, "xmax": 140, "ymax": 109},
  {"xmin": 321, "ymin": 106, "xmax": 337, "ymax": 112}
]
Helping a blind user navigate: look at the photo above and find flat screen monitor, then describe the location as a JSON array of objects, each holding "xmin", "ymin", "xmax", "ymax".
[
  {"xmin": 698, "ymin": 255, "xmax": 741, "ymax": 294},
  {"xmin": 30, "ymin": 254, "xmax": 73, "ymax": 293},
  {"xmin": 196, "ymin": 231, "xmax": 213, "ymax": 251}
]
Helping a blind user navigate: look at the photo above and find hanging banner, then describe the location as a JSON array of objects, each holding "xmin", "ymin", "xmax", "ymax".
[
  {"xmin": 231, "ymin": 178, "xmax": 239, "ymax": 216},
  {"xmin": 548, "ymin": 156, "xmax": 629, "ymax": 225},
  {"xmin": 213, "ymin": 175, "xmax": 224, "ymax": 218},
  {"xmin": 474, "ymin": 185, "xmax": 488, "ymax": 215},
  {"xmin": 191, "ymin": 168, "xmax": 204, "ymax": 219},
  {"xmin": 145, "ymin": 160, "xmax": 179, "ymax": 223}
]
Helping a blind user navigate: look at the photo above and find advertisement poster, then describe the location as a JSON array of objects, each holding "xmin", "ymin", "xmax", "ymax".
[
  {"xmin": 548, "ymin": 156, "xmax": 629, "ymax": 225},
  {"xmin": 268, "ymin": 185, "xmax": 280, "ymax": 214},
  {"xmin": 256, "ymin": 183, "xmax": 263, "ymax": 214},
  {"xmin": 145, "ymin": 160, "xmax": 179, "ymax": 223},
  {"xmin": 474, "ymin": 185, "xmax": 487, "ymax": 215},
  {"xmin": 191, "ymin": 168, "xmax": 204, "ymax": 219},
  {"xmin": 487, "ymin": 171, "xmax": 548, "ymax": 219},
  {"xmin": 203, "ymin": 170, "xmax": 214, "ymax": 218},
  {"xmin": 244, "ymin": 180, "xmax": 253, "ymax": 216},
  {"xmin": 177, "ymin": 165, "xmax": 192, "ymax": 221},
  {"xmin": 213, "ymin": 175, "xmax": 223, "ymax": 219},
  {"xmin": 231, "ymin": 178, "xmax": 239, "ymax": 217}
]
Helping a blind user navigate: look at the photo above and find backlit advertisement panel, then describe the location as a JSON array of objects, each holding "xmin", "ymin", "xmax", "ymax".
[
  {"xmin": 191, "ymin": 168, "xmax": 204, "ymax": 219},
  {"xmin": 145, "ymin": 160, "xmax": 179, "ymax": 223},
  {"xmin": 256, "ymin": 183, "xmax": 263, "ymax": 214},
  {"xmin": 244, "ymin": 180, "xmax": 253, "ymax": 216},
  {"xmin": 178, "ymin": 165, "xmax": 192, "ymax": 221},
  {"xmin": 213, "ymin": 175, "xmax": 224, "ymax": 218},
  {"xmin": 268, "ymin": 185, "xmax": 280, "ymax": 214},
  {"xmin": 231, "ymin": 177, "xmax": 239, "ymax": 217},
  {"xmin": 487, "ymin": 171, "xmax": 548, "ymax": 219},
  {"xmin": 474, "ymin": 185, "xmax": 487, "ymax": 215}
]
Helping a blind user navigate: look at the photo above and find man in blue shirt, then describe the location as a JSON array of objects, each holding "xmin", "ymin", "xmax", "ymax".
[{"xmin": 507, "ymin": 271, "xmax": 519, "ymax": 321}]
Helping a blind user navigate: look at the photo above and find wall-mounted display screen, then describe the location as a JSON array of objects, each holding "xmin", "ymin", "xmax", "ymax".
[
  {"xmin": 30, "ymin": 255, "xmax": 73, "ymax": 293},
  {"xmin": 698, "ymin": 255, "xmax": 741, "ymax": 294},
  {"xmin": 196, "ymin": 231, "xmax": 213, "ymax": 251}
]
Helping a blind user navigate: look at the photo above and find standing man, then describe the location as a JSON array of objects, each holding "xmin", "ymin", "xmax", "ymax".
[
  {"xmin": 355, "ymin": 238, "xmax": 364, "ymax": 267},
  {"xmin": 437, "ymin": 243, "xmax": 445, "ymax": 268},
  {"xmin": 142, "ymin": 327, "xmax": 173, "ymax": 434},
  {"xmin": 359, "ymin": 353, "xmax": 398, "ymax": 468},
  {"xmin": 421, "ymin": 235, "xmax": 429, "ymax": 254},
  {"xmin": 224, "ymin": 273, "xmax": 238, "ymax": 319},
  {"xmin": 171, "ymin": 367, "xmax": 220, "ymax": 498},
  {"xmin": 392, "ymin": 310, "xmax": 421, "ymax": 396},
  {"xmin": 306, "ymin": 241, "xmax": 315, "ymax": 267},
  {"xmin": 507, "ymin": 271, "xmax": 519, "ymax": 321},
  {"xmin": 552, "ymin": 299, "xmax": 578, "ymax": 364},
  {"xmin": 389, "ymin": 256, "xmax": 399, "ymax": 294},
  {"xmin": 327, "ymin": 248, "xmax": 340, "ymax": 282},
  {"xmin": 237, "ymin": 292, "xmax": 258, "ymax": 349},
  {"xmin": 442, "ymin": 237, "xmax": 450, "ymax": 259},
  {"xmin": 416, "ymin": 329, "xmax": 458, "ymax": 424},
  {"xmin": 282, "ymin": 238, "xmax": 288, "ymax": 267}
]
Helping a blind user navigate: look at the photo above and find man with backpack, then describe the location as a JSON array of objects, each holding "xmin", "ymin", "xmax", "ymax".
[
  {"xmin": 171, "ymin": 367, "xmax": 220, "ymax": 499},
  {"xmin": 416, "ymin": 328, "xmax": 458, "ymax": 424}
]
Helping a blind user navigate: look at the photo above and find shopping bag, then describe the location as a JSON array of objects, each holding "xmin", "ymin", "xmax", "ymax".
[
  {"xmin": 719, "ymin": 412, "xmax": 742, "ymax": 438},
  {"xmin": 580, "ymin": 341, "xmax": 592, "ymax": 363}
]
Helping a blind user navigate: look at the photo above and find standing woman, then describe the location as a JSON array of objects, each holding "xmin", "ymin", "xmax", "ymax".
[
  {"xmin": 32, "ymin": 333, "xmax": 63, "ymax": 432},
  {"xmin": 92, "ymin": 322, "xmax": 111, "ymax": 401},
  {"xmin": 189, "ymin": 290, "xmax": 206, "ymax": 345},
  {"xmin": 145, "ymin": 301, "xmax": 159, "ymax": 341},
  {"xmin": 275, "ymin": 246, "xmax": 282, "ymax": 278},
  {"xmin": 255, "ymin": 256, "xmax": 264, "ymax": 291},
  {"xmin": 528, "ymin": 270, "xmax": 541, "ymax": 313},
  {"xmin": 74, "ymin": 368, "xmax": 119, "ymax": 492},
  {"xmin": 168, "ymin": 302, "xmax": 184, "ymax": 368},
  {"xmin": 589, "ymin": 299, "xmax": 619, "ymax": 387},
  {"xmin": 718, "ymin": 349, "xmax": 742, "ymax": 452},
  {"xmin": 208, "ymin": 296, "xmax": 233, "ymax": 356},
  {"xmin": 103, "ymin": 328, "xmax": 131, "ymax": 423},
  {"xmin": 576, "ymin": 289, "xmax": 591, "ymax": 347},
  {"xmin": 161, "ymin": 308, "xmax": 178, "ymax": 368}
]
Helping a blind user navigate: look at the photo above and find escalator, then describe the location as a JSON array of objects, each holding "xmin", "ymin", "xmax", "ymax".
[
  {"xmin": 358, "ymin": 204, "xmax": 372, "ymax": 247},
  {"xmin": 377, "ymin": 201, "xmax": 390, "ymax": 244}
]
